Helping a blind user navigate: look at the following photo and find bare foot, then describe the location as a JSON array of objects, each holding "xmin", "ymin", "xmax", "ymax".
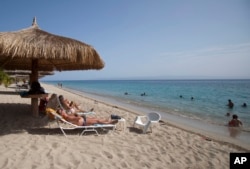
[{"xmin": 111, "ymin": 120, "xmax": 119, "ymax": 124}]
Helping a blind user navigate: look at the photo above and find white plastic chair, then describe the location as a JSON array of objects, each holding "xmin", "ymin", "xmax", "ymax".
[{"xmin": 133, "ymin": 112, "xmax": 161, "ymax": 134}]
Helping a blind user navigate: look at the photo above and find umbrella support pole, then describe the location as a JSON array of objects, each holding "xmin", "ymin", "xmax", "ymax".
[
  {"xmin": 31, "ymin": 59, "xmax": 39, "ymax": 117},
  {"xmin": 31, "ymin": 98, "xmax": 39, "ymax": 117}
]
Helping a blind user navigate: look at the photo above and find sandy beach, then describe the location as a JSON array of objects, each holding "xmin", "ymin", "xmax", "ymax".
[{"xmin": 0, "ymin": 83, "xmax": 249, "ymax": 169}]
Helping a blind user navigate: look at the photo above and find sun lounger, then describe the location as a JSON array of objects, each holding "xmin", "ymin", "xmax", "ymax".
[
  {"xmin": 47, "ymin": 110, "xmax": 115, "ymax": 137},
  {"xmin": 45, "ymin": 94, "xmax": 115, "ymax": 136}
]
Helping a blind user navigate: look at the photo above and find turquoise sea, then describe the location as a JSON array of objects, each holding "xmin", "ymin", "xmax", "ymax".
[{"xmin": 44, "ymin": 80, "xmax": 250, "ymax": 143}]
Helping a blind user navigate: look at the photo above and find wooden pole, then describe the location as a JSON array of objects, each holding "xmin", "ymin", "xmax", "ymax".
[{"xmin": 31, "ymin": 59, "xmax": 39, "ymax": 117}]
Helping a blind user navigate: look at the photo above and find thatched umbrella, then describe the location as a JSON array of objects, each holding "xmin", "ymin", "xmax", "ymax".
[
  {"xmin": 0, "ymin": 17, "xmax": 104, "ymax": 116},
  {"xmin": 5, "ymin": 70, "xmax": 54, "ymax": 85},
  {"xmin": 4, "ymin": 70, "xmax": 54, "ymax": 76}
]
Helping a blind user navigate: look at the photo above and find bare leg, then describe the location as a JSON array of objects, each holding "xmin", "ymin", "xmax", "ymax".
[{"xmin": 85, "ymin": 118, "xmax": 118, "ymax": 126}]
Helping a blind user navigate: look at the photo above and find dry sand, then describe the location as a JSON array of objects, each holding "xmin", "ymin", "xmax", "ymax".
[{"xmin": 0, "ymin": 83, "xmax": 249, "ymax": 169}]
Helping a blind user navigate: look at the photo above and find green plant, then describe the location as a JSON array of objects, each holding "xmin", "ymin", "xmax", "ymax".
[
  {"xmin": 0, "ymin": 69, "xmax": 13, "ymax": 87},
  {"xmin": 3, "ymin": 76, "xmax": 13, "ymax": 87}
]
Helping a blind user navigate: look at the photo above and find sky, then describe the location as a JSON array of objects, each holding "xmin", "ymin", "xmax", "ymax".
[{"xmin": 1, "ymin": 0, "xmax": 250, "ymax": 80}]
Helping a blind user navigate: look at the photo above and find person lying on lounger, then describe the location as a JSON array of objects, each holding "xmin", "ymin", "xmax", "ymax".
[
  {"xmin": 56, "ymin": 109, "xmax": 118, "ymax": 126},
  {"xmin": 58, "ymin": 95, "xmax": 92, "ymax": 114}
]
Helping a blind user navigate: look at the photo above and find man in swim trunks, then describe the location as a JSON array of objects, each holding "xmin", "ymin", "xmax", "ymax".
[{"xmin": 57, "ymin": 109, "xmax": 118, "ymax": 126}]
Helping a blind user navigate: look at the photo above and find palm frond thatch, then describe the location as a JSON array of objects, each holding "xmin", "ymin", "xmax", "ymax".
[
  {"xmin": 4, "ymin": 70, "xmax": 54, "ymax": 76},
  {"xmin": 0, "ymin": 18, "xmax": 105, "ymax": 117},
  {"xmin": 0, "ymin": 18, "xmax": 105, "ymax": 71}
]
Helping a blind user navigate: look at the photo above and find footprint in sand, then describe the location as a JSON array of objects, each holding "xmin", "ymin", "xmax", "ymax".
[
  {"xmin": 51, "ymin": 142, "xmax": 59, "ymax": 149},
  {"xmin": 102, "ymin": 151, "xmax": 113, "ymax": 159},
  {"xmin": 117, "ymin": 153, "xmax": 124, "ymax": 159}
]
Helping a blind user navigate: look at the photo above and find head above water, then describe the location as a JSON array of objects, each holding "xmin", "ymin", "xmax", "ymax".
[{"xmin": 232, "ymin": 114, "xmax": 238, "ymax": 119}]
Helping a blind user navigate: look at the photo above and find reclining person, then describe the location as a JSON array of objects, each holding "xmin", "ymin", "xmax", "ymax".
[
  {"xmin": 58, "ymin": 95, "xmax": 89, "ymax": 114},
  {"xmin": 57, "ymin": 109, "xmax": 118, "ymax": 126}
]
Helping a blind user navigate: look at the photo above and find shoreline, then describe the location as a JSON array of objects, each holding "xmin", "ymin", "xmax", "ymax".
[
  {"xmin": 46, "ymin": 83, "xmax": 250, "ymax": 150},
  {"xmin": 1, "ymin": 83, "xmax": 249, "ymax": 169},
  {"xmin": 43, "ymin": 80, "xmax": 250, "ymax": 130}
]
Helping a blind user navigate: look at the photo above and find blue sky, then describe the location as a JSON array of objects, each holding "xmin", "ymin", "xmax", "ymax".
[{"xmin": 1, "ymin": 0, "xmax": 249, "ymax": 80}]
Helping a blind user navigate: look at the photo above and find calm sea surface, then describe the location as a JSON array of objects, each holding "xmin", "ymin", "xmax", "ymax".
[{"xmin": 44, "ymin": 80, "xmax": 250, "ymax": 139}]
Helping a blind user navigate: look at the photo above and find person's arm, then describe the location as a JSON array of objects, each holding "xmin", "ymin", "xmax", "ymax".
[{"xmin": 239, "ymin": 120, "xmax": 243, "ymax": 126}]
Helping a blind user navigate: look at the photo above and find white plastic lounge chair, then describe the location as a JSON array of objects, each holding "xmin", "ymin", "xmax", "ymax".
[
  {"xmin": 47, "ymin": 110, "xmax": 115, "ymax": 137},
  {"xmin": 133, "ymin": 112, "xmax": 161, "ymax": 134}
]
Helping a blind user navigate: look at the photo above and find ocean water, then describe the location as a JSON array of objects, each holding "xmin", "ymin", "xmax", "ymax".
[{"xmin": 44, "ymin": 79, "xmax": 250, "ymax": 133}]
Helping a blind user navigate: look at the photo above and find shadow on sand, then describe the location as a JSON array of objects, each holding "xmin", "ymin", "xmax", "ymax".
[
  {"xmin": 0, "ymin": 90, "xmax": 19, "ymax": 95},
  {"xmin": 0, "ymin": 103, "xmax": 50, "ymax": 136}
]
